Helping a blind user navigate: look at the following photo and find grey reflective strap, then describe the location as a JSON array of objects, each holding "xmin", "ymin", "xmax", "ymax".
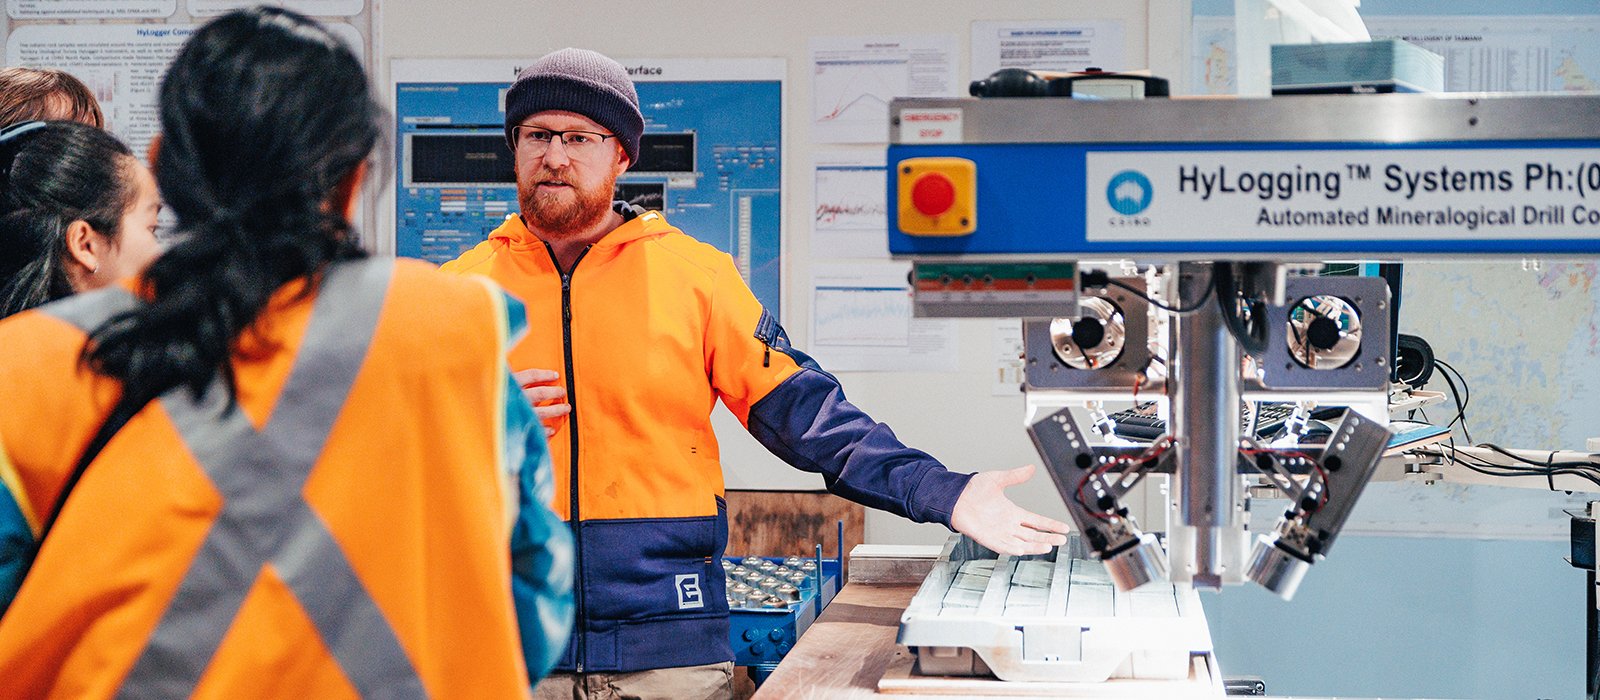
[
  {"xmin": 112, "ymin": 259, "xmax": 428, "ymax": 699},
  {"xmin": 36, "ymin": 284, "xmax": 140, "ymax": 331}
]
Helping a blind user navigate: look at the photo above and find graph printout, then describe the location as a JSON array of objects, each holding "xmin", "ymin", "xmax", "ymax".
[
  {"xmin": 809, "ymin": 262, "xmax": 958, "ymax": 372},
  {"xmin": 812, "ymin": 149, "xmax": 889, "ymax": 259},
  {"xmin": 810, "ymin": 34, "xmax": 959, "ymax": 144}
]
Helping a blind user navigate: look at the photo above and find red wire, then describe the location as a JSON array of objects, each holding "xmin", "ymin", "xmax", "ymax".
[
  {"xmin": 1242, "ymin": 448, "xmax": 1329, "ymax": 513},
  {"xmin": 1076, "ymin": 438, "xmax": 1171, "ymax": 520}
]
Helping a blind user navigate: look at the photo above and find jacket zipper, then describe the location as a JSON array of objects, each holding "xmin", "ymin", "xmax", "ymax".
[{"xmin": 547, "ymin": 240, "xmax": 592, "ymax": 672}]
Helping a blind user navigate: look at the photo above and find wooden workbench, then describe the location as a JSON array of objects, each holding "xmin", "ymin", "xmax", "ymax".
[{"xmin": 751, "ymin": 582, "xmax": 920, "ymax": 699}]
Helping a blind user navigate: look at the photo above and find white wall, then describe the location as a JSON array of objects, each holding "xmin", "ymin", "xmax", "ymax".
[{"xmin": 379, "ymin": 0, "xmax": 1174, "ymax": 545}]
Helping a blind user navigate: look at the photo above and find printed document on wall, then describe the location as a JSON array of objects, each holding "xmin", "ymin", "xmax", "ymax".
[
  {"xmin": 808, "ymin": 262, "xmax": 958, "ymax": 372},
  {"xmin": 811, "ymin": 34, "xmax": 959, "ymax": 144},
  {"xmin": 971, "ymin": 20, "xmax": 1127, "ymax": 80},
  {"xmin": 992, "ymin": 319, "xmax": 1024, "ymax": 396},
  {"xmin": 5, "ymin": 0, "xmax": 174, "ymax": 18},
  {"xmin": 4, "ymin": 22, "xmax": 365, "ymax": 160},
  {"xmin": 1192, "ymin": 11, "xmax": 1600, "ymax": 95},
  {"xmin": 1365, "ymin": 16, "xmax": 1600, "ymax": 92},
  {"xmin": 188, "ymin": 0, "xmax": 363, "ymax": 16},
  {"xmin": 813, "ymin": 149, "xmax": 889, "ymax": 259}
]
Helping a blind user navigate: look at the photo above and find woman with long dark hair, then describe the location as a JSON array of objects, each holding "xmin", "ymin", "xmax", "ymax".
[
  {"xmin": 0, "ymin": 7, "xmax": 571, "ymax": 696},
  {"xmin": 0, "ymin": 120, "xmax": 161, "ymax": 318}
]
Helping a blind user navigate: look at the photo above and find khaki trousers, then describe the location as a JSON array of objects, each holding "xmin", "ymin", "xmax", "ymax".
[{"xmin": 532, "ymin": 661, "xmax": 734, "ymax": 700}]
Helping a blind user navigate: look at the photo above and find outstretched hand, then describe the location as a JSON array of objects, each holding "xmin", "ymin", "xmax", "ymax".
[{"xmin": 950, "ymin": 464, "xmax": 1072, "ymax": 556}]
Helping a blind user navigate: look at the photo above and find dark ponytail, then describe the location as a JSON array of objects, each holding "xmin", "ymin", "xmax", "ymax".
[
  {"xmin": 0, "ymin": 120, "xmax": 137, "ymax": 319},
  {"xmin": 85, "ymin": 7, "xmax": 381, "ymax": 407}
]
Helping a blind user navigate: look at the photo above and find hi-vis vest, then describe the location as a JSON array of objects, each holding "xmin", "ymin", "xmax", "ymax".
[{"xmin": 0, "ymin": 259, "xmax": 531, "ymax": 698}]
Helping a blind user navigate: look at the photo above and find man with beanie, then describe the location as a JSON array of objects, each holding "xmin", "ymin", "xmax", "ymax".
[{"xmin": 444, "ymin": 48, "xmax": 1071, "ymax": 699}]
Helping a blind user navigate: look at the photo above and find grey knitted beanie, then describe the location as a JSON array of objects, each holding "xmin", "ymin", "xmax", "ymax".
[{"xmin": 503, "ymin": 48, "xmax": 643, "ymax": 164}]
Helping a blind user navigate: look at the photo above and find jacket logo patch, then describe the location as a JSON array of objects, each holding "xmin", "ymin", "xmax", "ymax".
[{"xmin": 675, "ymin": 573, "xmax": 704, "ymax": 610}]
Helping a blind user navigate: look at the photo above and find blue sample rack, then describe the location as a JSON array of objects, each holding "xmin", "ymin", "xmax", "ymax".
[{"xmin": 725, "ymin": 526, "xmax": 844, "ymax": 685}]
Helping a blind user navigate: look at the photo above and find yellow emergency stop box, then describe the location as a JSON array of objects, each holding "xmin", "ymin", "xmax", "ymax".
[{"xmin": 896, "ymin": 157, "xmax": 977, "ymax": 236}]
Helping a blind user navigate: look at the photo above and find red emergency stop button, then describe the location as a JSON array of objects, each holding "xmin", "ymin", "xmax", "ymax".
[
  {"xmin": 896, "ymin": 156, "xmax": 975, "ymax": 236},
  {"xmin": 911, "ymin": 173, "xmax": 956, "ymax": 216}
]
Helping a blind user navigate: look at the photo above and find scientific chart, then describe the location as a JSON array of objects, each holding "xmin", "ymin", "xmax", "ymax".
[
  {"xmin": 810, "ymin": 35, "xmax": 958, "ymax": 144},
  {"xmin": 812, "ymin": 149, "xmax": 888, "ymax": 259},
  {"xmin": 808, "ymin": 262, "xmax": 957, "ymax": 372},
  {"xmin": 391, "ymin": 58, "xmax": 785, "ymax": 315}
]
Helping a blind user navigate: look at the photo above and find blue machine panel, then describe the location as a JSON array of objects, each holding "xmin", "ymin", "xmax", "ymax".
[
  {"xmin": 396, "ymin": 71, "xmax": 783, "ymax": 313},
  {"xmin": 888, "ymin": 139, "xmax": 1600, "ymax": 259}
]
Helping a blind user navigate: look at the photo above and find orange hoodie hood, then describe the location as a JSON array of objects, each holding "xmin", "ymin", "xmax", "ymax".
[{"xmin": 486, "ymin": 203, "xmax": 677, "ymax": 260}]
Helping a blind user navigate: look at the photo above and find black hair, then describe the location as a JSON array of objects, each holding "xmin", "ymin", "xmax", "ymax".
[
  {"xmin": 85, "ymin": 6, "xmax": 380, "ymax": 408},
  {"xmin": 0, "ymin": 120, "xmax": 137, "ymax": 318}
]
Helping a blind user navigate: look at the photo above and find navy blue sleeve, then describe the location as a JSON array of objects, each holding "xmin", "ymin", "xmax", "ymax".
[{"xmin": 744, "ymin": 315, "xmax": 973, "ymax": 528}]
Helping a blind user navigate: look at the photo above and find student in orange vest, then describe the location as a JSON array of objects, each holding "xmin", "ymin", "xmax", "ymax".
[
  {"xmin": 0, "ymin": 120, "xmax": 162, "ymax": 319},
  {"xmin": 0, "ymin": 8, "xmax": 571, "ymax": 697},
  {"xmin": 443, "ymin": 48, "xmax": 1071, "ymax": 699}
]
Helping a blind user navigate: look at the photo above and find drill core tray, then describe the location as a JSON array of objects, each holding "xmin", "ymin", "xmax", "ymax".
[{"xmin": 896, "ymin": 534, "xmax": 1214, "ymax": 683}]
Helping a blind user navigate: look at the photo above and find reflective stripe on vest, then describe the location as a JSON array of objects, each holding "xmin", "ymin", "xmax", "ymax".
[{"xmin": 40, "ymin": 259, "xmax": 427, "ymax": 699}]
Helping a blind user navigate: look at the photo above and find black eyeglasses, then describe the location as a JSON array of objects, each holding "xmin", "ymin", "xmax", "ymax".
[{"xmin": 512, "ymin": 126, "xmax": 617, "ymax": 158}]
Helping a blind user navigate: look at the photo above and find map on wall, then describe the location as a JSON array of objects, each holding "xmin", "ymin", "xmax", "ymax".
[
  {"xmin": 1192, "ymin": 15, "xmax": 1238, "ymax": 95},
  {"xmin": 1347, "ymin": 261, "xmax": 1600, "ymax": 538}
]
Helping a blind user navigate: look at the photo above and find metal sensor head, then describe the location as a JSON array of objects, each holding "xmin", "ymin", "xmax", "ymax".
[
  {"xmin": 1102, "ymin": 534, "xmax": 1169, "ymax": 591},
  {"xmin": 1247, "ymin": 533, "xmax": 1313, "ymax": 600}
]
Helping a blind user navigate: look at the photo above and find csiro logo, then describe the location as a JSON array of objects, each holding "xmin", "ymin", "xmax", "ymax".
[{"xmin": 1106, "ymin": 170, "xmax": 1153, "ymax": 216}]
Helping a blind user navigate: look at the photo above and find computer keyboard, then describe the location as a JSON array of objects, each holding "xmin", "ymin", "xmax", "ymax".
[{"xmin": 1108, "ymin": 401, "xmax": 1339, "ymax": 442}]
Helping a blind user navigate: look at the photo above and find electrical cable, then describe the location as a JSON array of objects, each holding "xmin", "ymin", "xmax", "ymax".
[
  {"xmin": 1105, "ymin": 275, "xmax": 1215, "ymax": 314},
  {"xmin": 1075, "ymin": 438, "xmax": 1170, "ymax": 519},
  {"xmin": 1433, "ymin": 359, "xmax": 1473, "ymax": 443},
  {"xmin": 1213, "ymin": 263, "xmax": 1269, "ymax": 355},
  {"xmin": 1081, "ymin": 268, "xmax": 1216, "ymax": 315},
  {"xmin": 1242, "ymin": 447, "xmax": 1329, "ymax": 513},
  {"xmin": 1418, "ymin": 443, "xmax": 1600, "ymax": 490},
  {"xmin": 1477, "ymin": 442, "xmax": 1600, "ymax": 470},
  {"xmin": 1432, "ymin": 359, "xmax": 1474, "ymax": 444},
  {"xmin": 1450, "ymin": 459, "xmax": 1600, "ymax": 490}
]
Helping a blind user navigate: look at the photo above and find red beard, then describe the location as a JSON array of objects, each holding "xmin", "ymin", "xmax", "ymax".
[{"xmin": 518, "ymin": 168, "xmax": 615, "ymax": 236}]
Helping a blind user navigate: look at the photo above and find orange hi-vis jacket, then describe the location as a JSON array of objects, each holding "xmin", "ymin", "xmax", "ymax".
[
  {"xmin": 0, "ymin": 258, "xmax": 571, "ymax": 697},
  {"xmin": 444, "ymin": 204, "xmax": 973, "ymax": 673}
]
